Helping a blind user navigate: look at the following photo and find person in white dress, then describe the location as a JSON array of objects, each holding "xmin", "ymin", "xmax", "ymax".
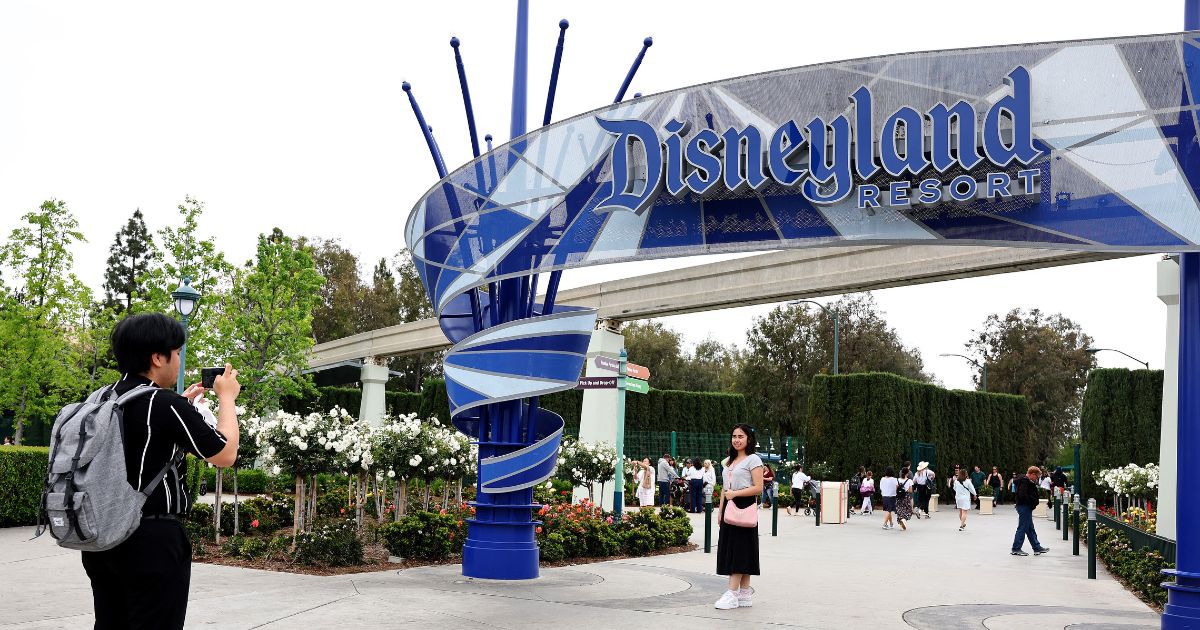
[
  {"xmin": 635, "ymin": 458, "xmax": 656, "ymax": 507},
  {"xmin": 702, "ymin": 460, "xmax": 717, "ymax": 507},
  {"xmin": 859, "ymin": 470, "xmax": 875, "ymax": 514},
  {"xmin": 953, "ymin": 468, "xmax": 977, "ymax": 531}
]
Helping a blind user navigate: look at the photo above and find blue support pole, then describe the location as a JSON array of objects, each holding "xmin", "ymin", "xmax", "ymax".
[
  {"xmin": 401, "ymin": 82, "xmax": 447, "ymax": 179},
  {"xmin": 1163, "ymin": 5, "xmax": 1200, "ymax": 622},
  {"xmin": 543, "ymin": 20, "xmax": 568, "ymax": 127},
  {"xmin": 614, "ymin": 37, "xmax": 653, "ymax": 103},
  {"xmin": 451, "ymin": 37, "xmax": 482, "ymax": 159}
]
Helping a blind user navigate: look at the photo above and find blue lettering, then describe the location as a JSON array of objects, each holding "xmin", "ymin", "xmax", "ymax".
[
  {"xmin": 594, "ymin": 117, "xmax": 662, "ymax": 213},
  {"xmin": 858, "ymin": 184, "xmax": 880, "ymax": 209},
  {"xmin": 983, "ymin": 67, "xmax": 1039, "ymax": 166},
  {"xmin": 928, "ymin": 101, "xmax": 981, "ymax": 172},
  {"xmin": 851, "ymin": 86, "xmax": 878, "ymax": 179},
  {"xmin": 880, "ymin": 107, "xmax": 929, "ymax": 176},
  {"xmin": 768, "ymin": 120, "xmax": 806, "ymax": 186},
  {"xmin": 802, "ymin": 115, "xmax": 853, "ymax": 203},
  {"xmin": 917, "ymin": 178, "xmax": 942, "ymax": 204},
  {"xmin": 888, "ymin": 181, "xmax": 911, "ymax": 206},
  {"xmin": 949, "ymin": 174, "xmax": 977, "ymax": 201},
  {"xmin": 722, "ymin": 125, "xmax": 769, "ymax": 191},
  {"xmin": 986, "ymin": 172, "xmax": 1012, "ymax": 198},
  {"xmin": 1017, "ymin": 168, "xmax": 1040, "ymax": 194},
  {"xmin": 663, "ymin": 119, "xmax": 689, "ymax": 196},
  {"xmin": 684, "ymin": 128, "xmax": 723, "ymax": 194}
]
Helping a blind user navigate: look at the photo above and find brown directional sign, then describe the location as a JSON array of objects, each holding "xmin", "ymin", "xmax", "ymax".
[
  {"xmin": 577, "ymin": 376, "xmax": 617, "ymax": 389},
  {"xmin": 593, "ymin": 356, "xmax": 651, "ymax": 380}
]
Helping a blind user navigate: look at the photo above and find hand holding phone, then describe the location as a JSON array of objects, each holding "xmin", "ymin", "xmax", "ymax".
[{"xmin": 201, "ymin": 367, "xmax": 225, "ymax": 389}]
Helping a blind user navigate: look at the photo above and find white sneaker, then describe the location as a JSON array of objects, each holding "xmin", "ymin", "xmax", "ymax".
[
  {"xmin": 715, "ymin": 590, "xmax": 740, "ymax": 610},
  {"xmin": 737, "ymin": 588, "xmax": 754, "ymax": 607}
]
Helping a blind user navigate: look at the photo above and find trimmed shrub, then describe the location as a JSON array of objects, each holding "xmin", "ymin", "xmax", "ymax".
[
  {"xmin": 378, "ymin": 511, "xmax": 465, "ymax": 560},
  {"xmin": 1080, "ymin": 369, "xmax": 1164, "ymax": 499},
  {"xmin": 201, "ymin": 467, "xmax": 270, "ymax": 494},
  {"xmin": 807, "ymin": 372, "xmax": 1034, "ymax": 481},
  {"xmin": 293, "ymin": 519, "xmax": 363, "ymax": 566},
  {"xmin": 1095, "ymin": 524, "xmax": 1173, "ymax": 607},
  {"xmin": 0, "ymin": 446, "xmax": 48, "ymax": 527}
]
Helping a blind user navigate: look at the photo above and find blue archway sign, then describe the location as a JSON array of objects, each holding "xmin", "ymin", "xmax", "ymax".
[{"xmin": 406, "ymin": 5, "xmax": 1200, "ymax": 599}]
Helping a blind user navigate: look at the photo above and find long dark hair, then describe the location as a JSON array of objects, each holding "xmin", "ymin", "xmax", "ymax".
[{"xmin": 727, "ymin": 423, "xmax": 757, "ymax": 461}]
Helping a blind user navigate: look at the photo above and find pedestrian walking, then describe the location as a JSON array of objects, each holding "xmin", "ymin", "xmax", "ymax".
[
  {"xmin": 787, "ymin": 464, "xmax": 811, "ymax": 516},
  {"xmin": 1012, "ymin": 465, "xmax": 1051, "ymax": 556},
  {"xmin": 760, "ymin": 464, "xmax": 776, "ymax": 509},
  {"xmin": 656, "ymin": 454, "xmax": 674, "ymax": 506},
  {"xmin": 953, "ymin": 469, "xmax": 977, "ymax": 531},
  {"xmin": 859, "ymin": 470, "xmax": 875, "ymax": 514},
  {"xmin": 687, "ymin": 458, "xmax": 705, "ymax": 513},
  {"xmin": 1039, "ymin": 468, "xmax": 1052, "ymax": 492},
  {"xmin": 715, "ymin": 424, "xmax": 764, "ymax": 610},
  {"xmin": 879, "ymin": 467, "xmax": 898, "ymax": 530},
  {"xmin": 985, "ymin": 466, "xmax": 1005, "ymax": 505},
  {"xmin": 970, "ymin": 465, "xmax": 986, "ymax": 509},
  {"xmin": 1050, "ymin": 466, "xmax": 1068, "ymax": 492},
  {"xmin": 914, "ymin": 461, "xmax": 934, "ymax": 519},
  {"xmin": 635, "ymin": 458, "xmax": 656, "ymax": 507},
  {"xmin": 849, "ymin": 466, "xmax": 864, "ymax": 515},
  {"xmin": 894, "ymin": 467, "xmax": 915, "ymax": 530}
]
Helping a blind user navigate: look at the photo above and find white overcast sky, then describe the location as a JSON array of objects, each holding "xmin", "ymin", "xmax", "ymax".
[{"xmin": 0, "ymin": 1, "xmax": 1185, "ymax": 389}]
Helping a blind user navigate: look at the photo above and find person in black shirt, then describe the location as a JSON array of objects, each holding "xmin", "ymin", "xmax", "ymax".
[
  {"xmin": 1050, "ymin": 466, "xmax": 1069, "ymax": 492},
  {"xmin": 1011, "ymin": 465, "xmax": 1049, "ymax": 556},
  {"xmin": 81, "ymin": 313, "xmax": 241, "ymax": 629}
]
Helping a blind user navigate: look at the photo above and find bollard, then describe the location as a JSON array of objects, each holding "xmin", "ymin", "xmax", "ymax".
[
  {"xmin": 1087, "ymin": 498, "xmax": 1097, "ymax": 579},
  {"xmin": 704, "ymin": 502, "xmax": 712, "ymax": 553},
  {"xmin": 772, "ymin": 496, "xmax": 779, "ymax": 536},
  {"xmin": 815, "ymin": 494, "xmax": 821, "ymax": 527},
  {"xmin": 1073, "ymin": 507, "xmax": 1080, "ymax": 556},
  {"xmin": 1063, "ymin": 501, "xmax": 1069, "ymax": 541},
  {"xmin": 1054, "ymin": 490, "xmax": 1061, "ymax": 530}
]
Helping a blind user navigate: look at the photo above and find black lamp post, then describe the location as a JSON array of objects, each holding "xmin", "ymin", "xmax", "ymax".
[
  {"xmin": 787, "ymin": 299, "xmax": 839, "ymax": 375},
  {"xmin": 1084, "ymin": 347, "xmax": 1149, "ymax": 369},
  {"xmin": 939, "ymin": 353, "xmax": 988, "ymax": 392},
  {"xmin": 171, "ymin": 278, "xmax": 201, "ymax": 394}
]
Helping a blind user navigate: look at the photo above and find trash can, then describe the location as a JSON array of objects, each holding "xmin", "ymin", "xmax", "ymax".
[
  {"xmin": 929, "ymin": 494, "xmax": 939, "ymax": 514},
  {"xmin": 820, "ymin": 481, "xmax": 847, "ymax": 524}
]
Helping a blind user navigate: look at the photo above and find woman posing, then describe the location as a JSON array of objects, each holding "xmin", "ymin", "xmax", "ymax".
[
  {"xmin": 715, "ymin": 424, "xmax": 764, "ymax": 610},
  {"xmin": 634, "ymin": 458, "xmax": 656, "ymax": 508},
  {"xmin": 859, "ymin": 470, "xmax": 875, "ymax": 514},
  {"xmin": 953, "ymin": 469, "xmax": 977, "ymax": 531}
]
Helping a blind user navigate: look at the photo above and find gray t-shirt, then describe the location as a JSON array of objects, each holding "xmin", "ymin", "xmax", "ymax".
[{"xmin": 722, "ymin": 454, "xmax": 764, "ymax": 491}]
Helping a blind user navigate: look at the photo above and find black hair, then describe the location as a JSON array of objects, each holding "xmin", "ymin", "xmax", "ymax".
[
  {"xmin": 111, "ymin": 313, "xmax": 186, "ymax": 375},
  {"xmin": 884, "ymin": 466, "xmax": 895, "ymax": 478},
  {"xmin": 727, "ymin": 423, "xmax": 757, "ymax": 461}
]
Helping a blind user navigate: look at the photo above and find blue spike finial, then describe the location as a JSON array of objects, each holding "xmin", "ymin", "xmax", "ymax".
[
  {"xmin": 485, "ymin": 133, "xmax": 493, "ymax": 142},
  {"xmin": 450, "ymin": 36, "xmax": 460, "ymax": 48},
  {"xmin": 401, "ymin": 81, "xmax": 411, "ymax": 92},
  {"xmin": 644, "ymin": 36, "xmax": 653, "ymax": 47},
  {"xmin": 559, "ymin": 19, "xmax": 569, "ymax": 29},
  {"xmin": 613, "ymin": 36, "xmax": 654, "ymax": 103}
]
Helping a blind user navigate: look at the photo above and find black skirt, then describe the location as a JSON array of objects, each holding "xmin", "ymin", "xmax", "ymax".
[{"xmin": 716, "ymin": 495, "xmax": 760, "ymax": 575}]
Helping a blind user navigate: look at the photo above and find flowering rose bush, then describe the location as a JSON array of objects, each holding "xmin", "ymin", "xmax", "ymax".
[
  {"xmin": 556, "ymin": 438, "xmax": 618, "ymax": 501},
  {"xmin": 248, "ymin": 409, "xmax": 338, "ymax": 477},
  {"xmin": 1095, "ymin": 463, "xmax": 1160, "ymax": 499}
]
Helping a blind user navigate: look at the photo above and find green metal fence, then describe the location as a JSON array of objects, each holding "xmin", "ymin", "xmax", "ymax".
[
  {"xmin": 618, "ymin": 430, "xmax": 802, "ymax": 465},
  {"xmin": 1098, "ymin": 513, "xmax": 1176, "ymax": 563}
]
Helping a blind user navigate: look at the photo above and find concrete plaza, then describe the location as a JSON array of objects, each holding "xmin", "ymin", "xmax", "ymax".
[{"xmin": 1, "ymin": 504, "xmax": 1158, "ymax": 629}]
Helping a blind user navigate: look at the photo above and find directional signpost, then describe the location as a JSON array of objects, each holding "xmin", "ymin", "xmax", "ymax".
[
  {"xmin": 625, "ymin": 378, "xmax": 649, "ymax": 394},
  {"xmin": 594, "ymin": 356, "xmax": 650, "ymax": 389},
  {"xmin": 577, "ymin": 376, "xmax": 617, "ymax": 389}
]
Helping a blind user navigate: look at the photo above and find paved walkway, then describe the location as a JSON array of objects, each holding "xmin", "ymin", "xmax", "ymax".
[{"xmin": 1, "ymin": 504, "xmax": 1158, "ymax": 629}]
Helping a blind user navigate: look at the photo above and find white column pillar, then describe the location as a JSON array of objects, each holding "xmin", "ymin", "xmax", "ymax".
[
  {"xmin": 359, "ymin": 357, "xmax": 390, "ymax": 428},
  {"xmin": 1158, "ymin": 256, "xmax": 1180, "ymax": 539},
  {"xmin": 572, "ymin": 324, "xmax": 625, "ymax": 509}
]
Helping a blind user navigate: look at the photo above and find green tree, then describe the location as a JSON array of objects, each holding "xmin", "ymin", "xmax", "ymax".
[
  {"xmin": 0, "ymin": 200, "xmax": 91, "ymax": 443},
  {"xmin": 137, "ymin": 196, "xmax": 235, "ymax": 372},
  {"xmin": 674, "ymin": 338, "xmax": 741, "ymax": 393},
  {"xmin": 102, "ymin": 209, "xmax": 158, "ymax": 312},
  {"xmin": 820, "ymin": 294, "xmax": 927, "ymax": 381},
  {"xmin": 309, "ymin": 239, "xmax": 363, "ymax": 343},
  {"xmin": 966, "ymin": 308, "xmax": 1096, "ymax": 462},
  {"xmin": 735, "ymin": 305, "xmax": 824, "ymax": 436},
  {"xmin": 382, "ymin": 250, "xmax": 440, "ymax": 392},
  {"xmin": 619, "ymin": 321, "xmax": 689, "ymax": 389},
  {"xmin": 217, "ymin": 228, "xmax": 324, "ymax": 414}
]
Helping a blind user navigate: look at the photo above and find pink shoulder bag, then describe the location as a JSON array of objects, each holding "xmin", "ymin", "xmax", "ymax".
[{"xmin": 721, "ymin": 459, "xmax": 759, "ymax": 528}]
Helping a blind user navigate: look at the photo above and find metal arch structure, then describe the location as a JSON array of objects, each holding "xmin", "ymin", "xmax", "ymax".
[{"xmin": 404, "ymin": 3, "xmax": 1200, "ymax": 615}]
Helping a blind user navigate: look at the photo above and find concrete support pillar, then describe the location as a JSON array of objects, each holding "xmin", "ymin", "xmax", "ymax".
[
  {"xmin": 358, "ymin": 358, "xmax": 389, "ymax": 428},
  {"xmin": 1158, "ymin": 257, "xmax": 1180, "ymax": 540},
  {"xmin": 573, "ymin": 325, "xmax": 625, "ymax": 510}
]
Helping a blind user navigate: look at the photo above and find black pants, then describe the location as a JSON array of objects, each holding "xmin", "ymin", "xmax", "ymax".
[
  {"xmin": 81, "ymin": 518, "xmax": 191, "ymax": 630},
  {"xmin": 917, "ymin": 483, "xmax": 932, "ymax": 513}
]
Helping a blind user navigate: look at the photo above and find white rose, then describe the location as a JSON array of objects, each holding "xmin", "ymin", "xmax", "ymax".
[
  {"xmin": 272, "ymin": 465, "xmax": 281, "ymax": 475},
  {"xmin": 387, "ymin": 469, "xmax": 396, "ymax": 478},
  {"xmin": 268, "ymin": 446, "xmax": 276, "ymax": 456},
  {"xmin": 299, "ymin": 442, "xmax": 308, "ymax": 451}
]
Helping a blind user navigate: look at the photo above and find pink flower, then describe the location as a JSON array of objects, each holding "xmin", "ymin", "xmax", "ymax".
[
  {"xmin": 251, "ymin": 519, "xmax": 260, "ymax": 528},
  {"xmin": 605, "ymin": 516, "xmax": 613, "ymax": 524}
]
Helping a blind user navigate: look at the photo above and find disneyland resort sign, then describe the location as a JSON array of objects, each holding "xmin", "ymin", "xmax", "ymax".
[{"xmin": 596, "ymin": 67, "xmax": 1040, "ymax": 214}]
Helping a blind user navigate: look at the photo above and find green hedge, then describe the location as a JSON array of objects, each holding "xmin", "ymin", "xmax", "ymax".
[
  {"xmin": 0, "ymin": 447, "xmax": 47, "ymax": 527},
  {"xmin": 200, "ymin": 467, "xmax": 272, "ymax": 494},
  {"xmin": 1080, "ymin": 369, "xmax": 1163, "ymax": 498},
  {"xmin": 807, "ymin": 372, "xmax": 1033, "ymax": 481}
]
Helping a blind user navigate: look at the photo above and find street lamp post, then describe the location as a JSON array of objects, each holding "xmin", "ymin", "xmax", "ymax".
[
  {"xmin": 171, "ymin": 278, "xmax": 201, "ymax": 394},
  {"xmin": 787, "ymin": 299, "xmax": 839, "ymax": 375},
  {"xmin": 939, "ymin": 353, "xmax": 988, "ymax": 392},
  {"xmin": 1084, "ymin": 347, "xmax": 1150, "ymax": 369}
]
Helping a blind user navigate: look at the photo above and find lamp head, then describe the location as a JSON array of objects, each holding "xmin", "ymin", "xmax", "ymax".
[{"xmin": 171, "ymin": 277, "xmax": 201, "ymax": 318}]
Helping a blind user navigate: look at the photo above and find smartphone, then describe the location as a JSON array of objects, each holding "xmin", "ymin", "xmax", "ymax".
[{"xmin": 201, "ymin": 367, "xmax": 225, "ymax": 388}]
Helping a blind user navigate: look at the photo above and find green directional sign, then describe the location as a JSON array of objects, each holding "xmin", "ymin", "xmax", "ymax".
[{"xmin": 625, "ymin": 377, "xmax": 649, "ymax": 394}]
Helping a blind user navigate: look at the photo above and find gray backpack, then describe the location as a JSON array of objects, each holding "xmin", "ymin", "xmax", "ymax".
[{"xmin": 37, "ymin": 384, "xmax": 183, "ymax": 551}]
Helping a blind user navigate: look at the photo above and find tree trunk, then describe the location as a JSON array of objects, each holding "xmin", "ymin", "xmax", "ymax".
[
  {"xmin": 442, "ymin": 480, "xmax": 450, "ymax": 510},
  {"xmin": 14, "ymin": 384, "xmax": 27, "ymax": 446},
  {"xmin": 308, "ymin": 475, "xmax": 318, "ymax": 530},
  {"xmin": 292, "ymin": 475, "xmax": 303, "ymax": 547},
  {"xmin": 422, "ymin": 480, "xmax": 430, "ymax": 511},
  {"xmin": 214, "ymin": 468, "xmax": 224, "ymax": 545},
  {"xmin": 456, "ymin": 479, "xmax": 463, "ymax": 506},
  {"xmin": 356, "ymin": 472, "xmax": 367, "ymax": 527},
  {"xmin": 393, "ymin": 483, "xmax": 403, "ymax": 522},
  {"xmin": 374, "ymin": 475, "xmax": 385, "ymax": 523},
  {"xmin": 233, "ymin": 467, "xmax": 240, "ymax": 536}
]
